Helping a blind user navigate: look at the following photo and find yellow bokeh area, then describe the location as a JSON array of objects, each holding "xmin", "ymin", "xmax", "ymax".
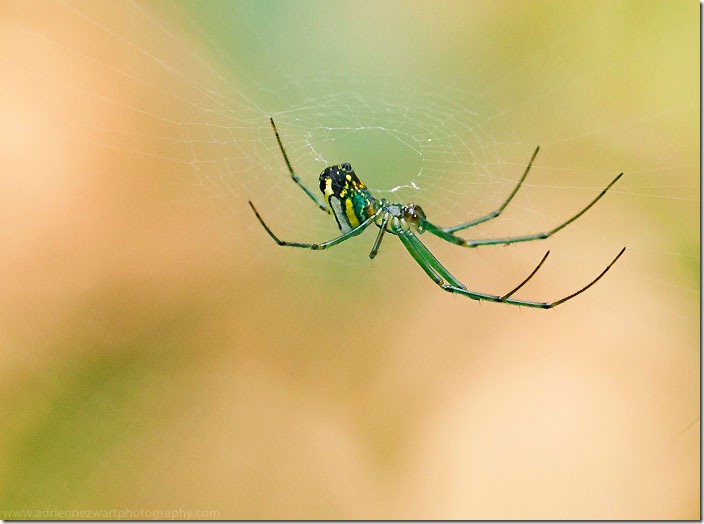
[{"xmin": 0, "ymin": 0, "xmax": 698, "ymax": 519}]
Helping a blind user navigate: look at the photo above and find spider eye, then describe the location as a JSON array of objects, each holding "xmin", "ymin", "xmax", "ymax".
[{"xmin": 341, "ymin": 163, "xmax": 352, "ymax": 171}]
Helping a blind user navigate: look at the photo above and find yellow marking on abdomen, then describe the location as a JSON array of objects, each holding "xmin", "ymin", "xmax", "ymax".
[{"xmin": 345, "ymin": 198, "xmax": 360, "ymax": 228}]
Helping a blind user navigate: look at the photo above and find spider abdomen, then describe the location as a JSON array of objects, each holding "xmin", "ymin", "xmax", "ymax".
[{"xmin": 319, "ymin": 163, "xmax": 377, "ymax": 233}]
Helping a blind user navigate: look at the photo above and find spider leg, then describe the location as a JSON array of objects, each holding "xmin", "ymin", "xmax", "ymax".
[
  {"xmin": 396, "ymin": 224, "xmax": 626, "ymax": 308},
  {"xmin": 423, "ymin": 172, "xmax": 623, "ymax": 248},
  {"xmin": 500, "ymin": 251, "xmax": 551, "ymax": 300},
  {"xmin": 269, "ymin": 117, "xmax": 330, "ymax": 214},
  {"xmin": 444, "ymin": 146, "xmax": 540, "ymax": 233},
  {"xmin": 249, "ymin": 201, "xmax": 380, "ymax": 250},
  {"xmin": 445, "ymin": 247, "xmax": 626, "ymax": 308},
  {"xmin": 536, "ymin": 246, "xmax": 626, "ymax": 307},
  {"xmin": 369, "ymin": 213, "xmax": 391, "ymax": 259},
  {"xmin": 393, "ymin": 222, "xmax": 466, "ymax": 289}
]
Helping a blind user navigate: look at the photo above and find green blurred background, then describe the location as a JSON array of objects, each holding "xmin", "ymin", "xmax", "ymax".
[{"xmin": 0, "ymin": 0, "xmax": 698, "ymax": 519}]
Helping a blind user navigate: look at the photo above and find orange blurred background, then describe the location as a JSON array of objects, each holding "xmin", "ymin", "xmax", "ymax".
[{"xmin": 0, "ymin": 0, "xmax": 698, "ymax": 519}]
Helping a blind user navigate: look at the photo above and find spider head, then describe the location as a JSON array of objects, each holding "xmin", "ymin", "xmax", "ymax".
[
  {"xmin": 319, "ymin": 163, "xmax": 377, "ymax": 233},
  {"xmin": 403, "ymin": 204, "xmax": 426, "ymax": 233}
]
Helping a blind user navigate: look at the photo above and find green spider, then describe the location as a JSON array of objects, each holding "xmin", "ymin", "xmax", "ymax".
[{"xmin": 248, "ymin": 118, "xmax": 625, "ymax": 309}]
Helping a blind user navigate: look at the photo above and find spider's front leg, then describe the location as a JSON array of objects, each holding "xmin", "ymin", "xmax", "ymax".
[
  {"xmin": 443, "ymin": 246, "xmax": 625, "ymax": 308},
  {"xmin": 391, "ymin": 216, "xmax": 466, "ymax": 289},
  {"xmin": 395, "ymin": 217, "xmax": 625, "ymax": 309},
  {"xmin": 420, "ymin": 149, "xmax": 622, "ymax": 249},
  {"xmin": 443, "ymin": 145, "xmax": 541, "ymax": 233}
]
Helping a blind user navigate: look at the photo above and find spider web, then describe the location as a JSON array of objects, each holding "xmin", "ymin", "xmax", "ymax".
[
  {"xmin": 3, "ymin": 1, "xmax": 696, "ymax": 279},
  {"xmin": 3, "ymin": 0, "xmax": 698, "ymax": 412},
  {"xmin": 0, "ymin": 0, "xmax": 698, "ymax": 518}
]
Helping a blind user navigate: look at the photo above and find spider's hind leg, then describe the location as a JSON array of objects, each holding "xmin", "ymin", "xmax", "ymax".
[
  {"xmin": 249, "ymin": 200, "xmax": 381, "ymax": 250},
  {"xmin": 269, "ymin": 117, "xmax": 330, "ymax": 213}
]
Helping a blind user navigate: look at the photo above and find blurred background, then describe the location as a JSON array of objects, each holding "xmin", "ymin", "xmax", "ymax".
[{"xmin": 0, "ymin": 0, "xmax": 698, "ymax": 519}]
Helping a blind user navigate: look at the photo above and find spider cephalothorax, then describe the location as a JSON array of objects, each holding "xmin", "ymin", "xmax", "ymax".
[
  {"xmin": 249, "ymin": 118, "xmax": 625, "ymax": 309},
  {"xmin": 402, "ymin": 204, "xmax": 427, "ymax": 233}
]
